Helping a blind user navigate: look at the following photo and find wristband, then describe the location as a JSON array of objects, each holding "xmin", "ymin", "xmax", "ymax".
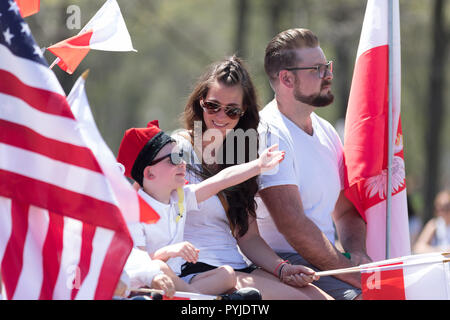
[
  {"xmin": 342, "ymin": 252, "xmax": 351, "ymax": 259},
  {"xmin": 273, "ymin": 260, "xmax": 289, "ymax": 277}
]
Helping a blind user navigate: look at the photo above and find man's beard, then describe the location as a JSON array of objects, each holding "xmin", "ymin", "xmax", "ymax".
[{"xmin": 294, "ymin": 80, "xmax": 334, "ymax": 107}]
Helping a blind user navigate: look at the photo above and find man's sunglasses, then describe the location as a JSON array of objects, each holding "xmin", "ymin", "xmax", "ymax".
[
  {"xmin": 200, "ymin": 99, "xmax": 245, "ymax": 120},
  {"xmin": 150, "ymin": 149, "xmax": 187, "ymax": 166}
]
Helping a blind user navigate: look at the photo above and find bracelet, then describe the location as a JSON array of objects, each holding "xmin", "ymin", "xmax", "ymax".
[
  {"xmin": 342, "ymin": 252, "xmax": 351, "ymax": 259},
  {"xmin": 273, "ymin": 260, "xmax": 289, "ymax": 277},
  {"xmin": 278, "ymin": 263, "xmax": 289, "ymax": 280}
]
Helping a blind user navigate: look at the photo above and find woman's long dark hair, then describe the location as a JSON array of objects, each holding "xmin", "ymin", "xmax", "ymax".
[{"xmin": 181, "ymin": 56, "xmax": 260, "ymax": 238}]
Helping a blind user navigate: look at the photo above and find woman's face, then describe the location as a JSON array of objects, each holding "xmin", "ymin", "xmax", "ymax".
[
  {"xmin": 202, "ymin": 80, "xmax": 244, "ymax": 137},
  {"xmin": 436, "ymin": 195, "xmax": 450, "ymax": 225}
]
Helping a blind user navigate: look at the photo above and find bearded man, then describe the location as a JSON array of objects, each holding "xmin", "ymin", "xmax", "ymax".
[{"xmin": 256, "ymin": 28, "xmax": 372, "ymax": 300}]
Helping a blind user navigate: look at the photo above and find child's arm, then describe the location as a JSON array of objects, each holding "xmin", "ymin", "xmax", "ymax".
[
  {"xmin": 150, "ymin": 241, "xmax": 199, "ymax": 264},
  {"xmin": 193, "ymin": 144, "xmax": 284, "ymax": 204}
]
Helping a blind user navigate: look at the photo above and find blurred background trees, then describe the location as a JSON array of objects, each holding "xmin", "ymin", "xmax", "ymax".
[{"xmin": 26, "ymin": 0, "xmax": 449, "ymax": 224}]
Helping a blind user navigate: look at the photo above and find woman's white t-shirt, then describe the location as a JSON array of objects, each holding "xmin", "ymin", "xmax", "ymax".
[{"xmin": 172, "ymin": 133, "xmax": 250, "ymax": 270}]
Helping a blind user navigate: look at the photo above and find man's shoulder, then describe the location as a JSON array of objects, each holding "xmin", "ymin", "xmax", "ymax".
[
  {"xmin": 259, "ymin": 99, "xmax": 279, "ymax": 119},
  {"xmin": 311, "ymin": 112, "xmax": 333, "ymax": 128},
  {"xmin": 312, "ymin": 112, "xmax": 341, "ymax": 139},
  {"xmin": 258, "ymin": 101, "xmax": 287, "ymax": 134}
]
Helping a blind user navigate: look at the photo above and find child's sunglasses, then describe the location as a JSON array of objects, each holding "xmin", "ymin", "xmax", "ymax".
[
  {"xmin": 200, "ymin": 99, "xmax": 245, "ymax": 120},
  {"xmin": 150, "ymin": 149, "xmax": 187, "ymax": 166}
]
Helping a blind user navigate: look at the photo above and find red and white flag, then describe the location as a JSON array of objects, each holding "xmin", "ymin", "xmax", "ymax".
[
  {"xmin": 66, "ymin": 70, "xmax": 159, "ymax": 225},
  {"xmin": 47, "ymin": 0, "xmax": 136, "ymax": 74},
  {"xmin": 343, "ymin": 0, "xmax": 410, "ymax": 261},
  {"xmin": 0, "ymin": 3, "xmax": 146, "ymax": 300},
  {"xmin": 15, "ymin": 0, "xmax": 40, "ymax": 18},
  {"xmin": 160, "ymin": 291, "xmax": 218, "ymax": 300},
  {"xmin": 361, "ymin": 252, "xmax": 450, "ymax": 300}
]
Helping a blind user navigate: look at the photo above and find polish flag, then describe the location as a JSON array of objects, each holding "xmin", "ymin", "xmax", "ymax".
[
  {"xmin": 361, "ymin": 252, "xmax": 450, "ymax": 300},
  {"xmin": 15, "ymin": 0, "xmax": 40, "ymax": 18},
  {"xmin": 343, "ymin": 0, "xmax": 411, "ymax": 261},
  {"xmin": 66, "ymin": 70, "xmax": 159, "ymax": 225},
  {"xmin": 47, "ymin": 0, "xmax": 136, "ymax": 74}
]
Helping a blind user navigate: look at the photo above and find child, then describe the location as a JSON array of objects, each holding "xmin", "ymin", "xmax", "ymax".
[
  {"xmin": 117, "ymin": 120, "xmax": 284, "ymax": 297},
  {"xmin": 114, "ymin": 248, "xmax": 177, "ymax": 299}
]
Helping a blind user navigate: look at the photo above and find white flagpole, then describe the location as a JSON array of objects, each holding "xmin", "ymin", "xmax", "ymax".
[
  {"xmin": 49, "ymin": 57, "xmax": 60, "ymax": 69},
  {"xmin": 316, "ymin": 252, "xmax": 450, "ymax": 277},
  {"xmin": 386, "ymin": 0, "xmax": 394, "ymax": 259}
]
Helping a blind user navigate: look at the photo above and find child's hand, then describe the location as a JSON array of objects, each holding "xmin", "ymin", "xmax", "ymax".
[
  {"xmin": 258, "ymin": 144, "xmax": 285, "ymax": 173},
  {"xmin": 167, "ymin": 241, "xmax": 200, "ymax": 263},
  {"xmin": 151, "ymin": 274, "xmax": 176, "ymax": 298},
  {"xmin": 280, "ymin": 264, "xmax": 319, "ymax": 287}
]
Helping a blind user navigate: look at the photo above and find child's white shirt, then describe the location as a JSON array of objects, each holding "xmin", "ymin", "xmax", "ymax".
[{"xmin": 127, "ymin": 185, "xmax": 199, "ymax": 275}]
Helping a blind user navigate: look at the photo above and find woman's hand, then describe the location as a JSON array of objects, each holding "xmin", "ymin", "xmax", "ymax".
[
  {"xmin": 151, "ymin": 274, "xmax": 176, "ymax": 298},
  {"xmin": 258, "ymin": 144, "xmax": 285, "ymax": 173},
  {"xmin": 280, "ymin": 264, "xmax": 319, "ymax": 287}
]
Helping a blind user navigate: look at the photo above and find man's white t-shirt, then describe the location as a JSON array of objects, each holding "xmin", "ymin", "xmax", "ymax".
[
  {"xmin": 127, "ymin": 185, "xmax": 199, "ymax": 275},
  {"xmin": 256, "ymin": 99, "xmax": 344, "ymax": 253}
]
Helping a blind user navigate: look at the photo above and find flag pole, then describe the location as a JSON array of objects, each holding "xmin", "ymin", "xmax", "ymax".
[
  {"xmin": 129, "ymin": 288, "xmax": 221, "ymax": 300},
  {"xmin": 49, "ymin": 57, "xmax": 60, "ymax": 70},
  {"xmin": 386, "ymin": 0, "xmax": 394, "ymax": 259},
  {"xmin": 315, "ymin": 253, "xmax": 450, "ymax": 277}
]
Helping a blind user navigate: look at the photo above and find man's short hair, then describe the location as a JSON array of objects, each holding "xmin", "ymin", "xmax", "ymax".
[{"xmin": 264, "ymin": 28, "xmax": 319, "ymax": 83}]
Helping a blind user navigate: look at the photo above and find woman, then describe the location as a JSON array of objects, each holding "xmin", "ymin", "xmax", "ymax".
[
  {"xmin": 414, "ymin": 190, "xmax": 450, "ymax": 253},
  {"xmin": 173, "ymin": 56, "xmax": 332, "ymax": 300}
]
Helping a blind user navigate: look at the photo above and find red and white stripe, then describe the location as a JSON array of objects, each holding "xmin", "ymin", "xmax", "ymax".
[
  {"xmin": 0, "ymin": 40, "xmax": 132, "ymax": 299},
  {"xmin": 0, "ymin": 199, "xmax": 120, "ymax": 299},
  {"xmin": 343, "ymin": 0, "xmax": 410, "ymax": 261}
]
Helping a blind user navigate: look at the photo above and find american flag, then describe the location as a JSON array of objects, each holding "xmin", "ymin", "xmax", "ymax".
[{"xmin": 0, "ymin": 1, "xmax": 133, "ymax": 299}]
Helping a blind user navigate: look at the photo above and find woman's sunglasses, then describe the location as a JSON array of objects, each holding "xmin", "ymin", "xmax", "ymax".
[
  {"xmin": 200, "ymin": 99, "xmax": 245, "ymax": 120},
  {"xmin": 150, "ymin": 149, "xmax": 187, "ymax": 166}
]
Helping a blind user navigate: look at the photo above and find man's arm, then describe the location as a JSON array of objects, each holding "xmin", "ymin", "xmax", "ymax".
[
  {"xmin": 332, "ymin": 190, "xmax": 372, "ymax": 266},
  {"xmin": 259, "ymin": 185, "xmax": 362, "ymax": 288}
]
